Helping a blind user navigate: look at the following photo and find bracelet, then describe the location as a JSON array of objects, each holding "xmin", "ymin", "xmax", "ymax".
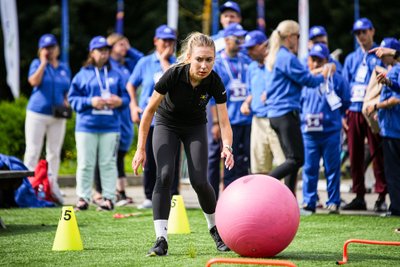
[
  {"xmin": 212, "ymin": 121, "xmax": 219, "ymax": 125},
  {"xmin": 374, "ymin": 103, "xmax": 377, "ymax": 111},
  {"xmin": 224, "ymin": 145, "xmax": 233, "ymax": 153}
]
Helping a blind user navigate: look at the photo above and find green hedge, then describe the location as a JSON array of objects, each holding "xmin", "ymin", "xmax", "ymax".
[{"xmin": 0, "ymin": 97, "xmax": 76, "ymax": 161}]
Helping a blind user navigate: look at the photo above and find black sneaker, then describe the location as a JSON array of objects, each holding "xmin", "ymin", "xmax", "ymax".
[
  {"xmin": 374, "ymin": 200, "xmax": 387, "ymax": 212},
  {"xmin": 342, "ymin": 198, "xmax": 367, "ymax": 211},
  {"xmin": 146, "ymin": 237, "xmax": 168, "ymax": 256},
  {"xmin": 209, "ymin": 226, "xmax": 230, "ymax": 252}
]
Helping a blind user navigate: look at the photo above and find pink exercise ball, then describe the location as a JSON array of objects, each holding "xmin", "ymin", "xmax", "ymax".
[{"xmin": 215, "ymin": 175, "xmax": 300, "ymax": 258}]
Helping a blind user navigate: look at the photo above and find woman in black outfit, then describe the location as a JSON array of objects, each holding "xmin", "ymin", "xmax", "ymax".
[{"xmin": 132, "ymin": 32, "xmax": 234, "ymax": 256}]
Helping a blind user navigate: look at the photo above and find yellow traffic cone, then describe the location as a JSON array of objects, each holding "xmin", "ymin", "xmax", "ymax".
[
  {"xmin": 168, "ymin": 195, "xmax": 190, "ymax": 234},
  {"xmin": 52, "ymin": 206, "xmax": 83, "ymax": 251}
]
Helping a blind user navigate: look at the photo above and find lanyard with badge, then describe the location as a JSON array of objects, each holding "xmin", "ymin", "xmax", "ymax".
[
  {"xmin": 351, "ymin": 53, "xmax": 369, "ymax": 102},
  {"xmin": 92, "ymin": 66, "xmax": 113, "ymax": 115},
  {"xmin": 221, "ymin": 52, "xmax": 247, "ymax": 102},
  {"xmin": 320, "ymin": 65, "xmax": 342, "ymax": 111}
]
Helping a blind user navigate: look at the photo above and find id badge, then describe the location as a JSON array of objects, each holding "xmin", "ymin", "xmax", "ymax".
[
  {"xmin": 350, "ymin": 84, "xmax": 367, "ymax": 102},
  {"xmin": 305, "ymin": 113, "xmax": 323, "ymax": 132},
  {"xmin": 326, "ymin": 90, "xmax": 342, "ymax": 111},
  {"xmin": 229, "ymin": 79, "xmax": 247, "ymax": 102},
  {"xmin": 355, "ymin": 64, "xmax": 368, "ymax": 83}
]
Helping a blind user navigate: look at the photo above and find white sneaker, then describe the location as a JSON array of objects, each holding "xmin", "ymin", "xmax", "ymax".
[{"xmin": 138, "ymin": 199, "xmax": 152, "ymax": 209}]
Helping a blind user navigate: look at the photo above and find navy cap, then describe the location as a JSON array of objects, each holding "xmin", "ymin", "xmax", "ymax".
[
  {"xmin": 380, "ymin": 37, "xmax": 400, "ymax": 52},
  {"xmin": 309, "ymin": 43, "xmax": 330, "ymax": 59},
  {"xmin": 38, "ymin": 34, "xmax": 58, "ymax": 48},
  {"xmin": 89, "ymin": 36, "xmax": 111, "ymax": 51},
  {"xmin": 309, "ymin": 26, "xmax": 327, "ymax": 40},
  {"xmin": 223, "ymin": 23, "xmax": 247, "ymax": 38},
  {"xmin": 353, "ymin": 17, "xmax": 374, "ymax": 32},
  {"xmin": 155, "ymin": 25, "xmax": 176, "ymax": 40},
  {"xmin": 220, "ymin": 1, "xmax": 241, "ymax": 15},
  {"xmin": 241, "ymin": 30, "xmax": 268, "ymax": 48}
]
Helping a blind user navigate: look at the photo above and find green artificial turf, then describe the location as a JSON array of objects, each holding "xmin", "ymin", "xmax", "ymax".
[{"xmin": 0, "ymin": 207, "xmax": 399, "ymax": 267}]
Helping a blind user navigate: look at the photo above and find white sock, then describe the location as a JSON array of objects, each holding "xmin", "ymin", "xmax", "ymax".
[
  {"xmin": 154, "ymin": 220, "xmax": 168, "ymax": 241},
  {"xmin": 203, "ymin": 212, "xmax": 216, "ymax": 230}
]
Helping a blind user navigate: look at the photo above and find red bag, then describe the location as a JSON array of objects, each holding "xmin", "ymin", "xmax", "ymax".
[{"xmin": 28, "ymin": 160, "xmax": 55, "ymax": 202}]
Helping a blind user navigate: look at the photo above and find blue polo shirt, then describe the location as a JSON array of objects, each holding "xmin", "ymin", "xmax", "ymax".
[
  {"xmin": 245, "ymin": 61, "xmax": 268, "ymax": 118},
  {"xmin": 265, "ymin": 46, "xmax": 325, "ymax": 118},
  {"xmin": 213, "ymin": 51, "xmax": 252, "ymax": 125},
  {"xmin": 378, "ymin": 63, "xmax": 400, "ymax": 139},
  {"xmin": 128, "ymin": 52, "xmax": 176, "ymax": 125},
  {"xmin": 109, "ymin": 50, "xmax": 143, "ymax": 151},
  {"xmin": 27, "ymin": 59, "xmax": 71, "ymax": 115},
  {"xmin": 342, "ymin": 44, "xmax": 382, "ymax": 112},
  {"xmin": 300, "ymin": 73, "xmax": 350, "ymax": 134},
  {"xmin": 68, "ymin": 64, "xmax": 129, "ymax": 133}
]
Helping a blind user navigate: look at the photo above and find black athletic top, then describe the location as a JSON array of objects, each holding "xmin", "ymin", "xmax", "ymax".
[{"xmin": 154, "ymin": 63, "xmax": 227, "ymax": 126}]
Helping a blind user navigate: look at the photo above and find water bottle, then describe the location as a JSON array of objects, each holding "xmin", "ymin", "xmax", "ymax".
[{"xmin": 37, "ymin": 184, "xmax": 45, "ymax": 200}]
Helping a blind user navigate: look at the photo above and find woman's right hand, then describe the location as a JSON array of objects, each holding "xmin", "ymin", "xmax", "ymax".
[
  {"xmin": 39, "ymin": 49, "xmax": 49, "ymax": 64},
  {"xmin": 132, "ymin": 149, "xmax": 146, "ymax": 175}
]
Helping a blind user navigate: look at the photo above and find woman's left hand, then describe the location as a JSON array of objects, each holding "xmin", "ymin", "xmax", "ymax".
[
  {"xmin": 106, "ymin": 95, "xmax": 122, "ymax": 109},
  {"xmin": 221, "ymin": 147, "xmax": 234, "ymax": 170},
  {"xmin": 132, "ymin": 149, "xmax": 146, "ymax": 175}
]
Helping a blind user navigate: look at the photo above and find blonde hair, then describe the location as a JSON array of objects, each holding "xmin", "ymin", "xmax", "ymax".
[
  {"xmin": 266, "ymin": 20, "xmax": 299, "ymax": 71},
  {"xmin": 177, "ymin": 32, "xmax": 215, "ymax": 63},
  {"xmin": 106, "ymin": 33, "xmax": 127, "ymax": 47}
]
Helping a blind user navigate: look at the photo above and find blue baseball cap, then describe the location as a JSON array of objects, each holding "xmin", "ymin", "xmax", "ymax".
[
  {"xmin": 353, "ymin": 17, "xmax": 374, "ymax": 32},
  {"xmin": 224, "ymin": 23, "xmax": 247, "ymax": 38},
  {"xmin": 155, "ymin": 25, "xmax": 177, "ymax": 40},
  {"xmin": 220, "ymin": 1, "xmax": 241, "ymax": 15},
  {"xmin": 309, "ymin": 43, "xmax": 330, "ymax": 59},
  {"xmin": 38, "ymin": 34, "xmax": 58, "ymax": 48},
  {"xmin": 380, "ymin": 37, "xmax": 400, "ymax": 51},
  {"xmin": 241, "ymin": 30, "xmax": 268, "ymax": 48},
  {"xmin": 309, "ymin": 26, "xmax": 327, "ymax": 40},
  {"xmin": 89, "ymin": 36, "xmax": 111, "ymax": 51}
]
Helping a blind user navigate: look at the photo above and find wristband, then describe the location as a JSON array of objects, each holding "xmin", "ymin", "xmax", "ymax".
[{"xmin": 224, "ymin": 145, "xmax": 233, "ymax": 153}]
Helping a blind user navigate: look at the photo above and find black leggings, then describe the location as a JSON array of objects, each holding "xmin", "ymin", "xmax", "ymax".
[
  {"xmin": 152, "ymin": 122, "xmax": 216, "ymax": 220},
  {"xmin": 269, "ymin": 111, "xmax": 304, "ymax": 193}
]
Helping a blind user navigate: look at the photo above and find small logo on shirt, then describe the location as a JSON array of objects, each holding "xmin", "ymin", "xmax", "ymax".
[
  {"xmin": 108, "ymin": 77, "xmax": 115, "ymax": 84},
  {"xmin": 222, "ymin": 90, "xmax": 226, "ymax": 95},
  {"xmin": 60, "ymin": 70, "xmax": 67, "ymax": 76}
]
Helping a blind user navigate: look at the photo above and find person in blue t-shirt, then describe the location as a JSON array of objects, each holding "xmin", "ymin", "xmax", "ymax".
[
  {"xmin": 300, "ymin": 43, "xmax": 350, "ymax": 214},
  {"xmin": 211, "ymin": 1, "xmax": 242, "ymax": 53},
  {"xmin": 342, "ymin": 18, "xmax": 387, "ymax": 211},
  {"xmin": 304, "ymin": 25, "xmax": 343, "ymax": 75},
  {"xmin": 92, "ymin": 33, "xmax": 143, "ymax": 207},
  {"xmin": 367, "ymin": 38, "xmax": 400, "ymax": 217},
  {"xmin": 126, "ymin": 25, "xmax": 180, "ymax": 209},
  {"xmin": 213, "ymin": 23, "xmax": 252, "ymax": 188},
  {"xmin": 68, "ymin": 36, "xmax": 130, "ymax": 211},
  {"xmin": 240, "ymin": 30, "xmax": 285, "ymax": 175},
  {"xmin": 24, "ymin": 33, "xmax": 71, "ymax": 205},
  {"xmin": 265, "ymin": 20, "xmax": 334, "ymax": 194}
]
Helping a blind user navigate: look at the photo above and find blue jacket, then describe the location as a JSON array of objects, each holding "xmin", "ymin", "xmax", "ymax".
[
  {"xmin": 378, "ymin": 63, "xmax": 400, "ymax": 139},
  {"xmin": 68, "ymin": 64, "xmax": 129, "ymax": 133},
  {"xmin": 342, "ymin": 44, "xmax": 382, "ymax": 112},
  {"xmin": 301, "ymin": 73, "xmax": 350, "ymax": 134},
  {"xmin": 128, "ymin": 52, "xmax": 176, "ymax": 126},
  {"xmin": 245, "ymin": 61, "xmax": 268, "ymax": 118},
  {"xmin": 266, "ymin": 46, "xmax": 325, "ymax": 118},
  {"xmin": 214, "ymin": 51, "xmax": 252, "ymax": 125},
  {"xmin": 109, "ymin": 49, "xmax": 143, "ymax": 152},
  {"xmin": 27, "ymin": 59, "xmax": 71, "ymax": 115}
]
